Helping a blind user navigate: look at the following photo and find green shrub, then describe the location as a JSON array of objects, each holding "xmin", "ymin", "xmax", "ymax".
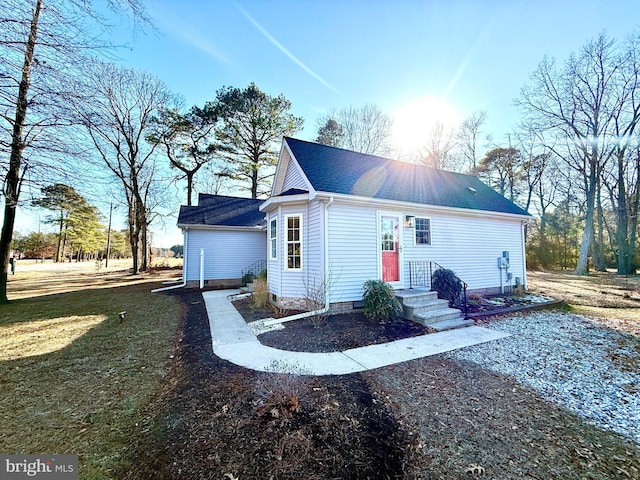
[
  {"xmin": 241, "ymin": 272, "xmax": 255, "ymax": 286},
  {"xmin": 362, "ymin": 280, "xmax": 402, "ymax": 322},
  {"xmin": 431, "ymin": 268, "xmax": 462, "ymax": 307},
  {"xmin": 258, "ymin": 269, "xmax": 268, "ymax": 281}
]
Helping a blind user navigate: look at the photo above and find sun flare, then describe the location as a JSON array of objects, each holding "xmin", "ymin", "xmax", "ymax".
[{"xmin": 392, "ymin": 96, "xmax": 460, "ymax": 153}]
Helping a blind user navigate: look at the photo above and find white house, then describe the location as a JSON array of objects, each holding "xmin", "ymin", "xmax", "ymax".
[
  {"xmin": 260, "ymin": 137, "xmax": 530, "ymax": 312},
  {"xmin": 178, "ymin": 137, "xmax": 531, "ymax": 311},
  {"xmin": 177, "ymin": 194, "xmax": 266, "ymax": 288}
]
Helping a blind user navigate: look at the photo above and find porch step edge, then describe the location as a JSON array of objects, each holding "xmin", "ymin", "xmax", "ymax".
[
  {"xmin": 413, "ymin": 308, "xmax": 463, "ymax": 325},
  {"xmin": 426, "ymin": 318, "xmax": 474, "ymax": 332}
]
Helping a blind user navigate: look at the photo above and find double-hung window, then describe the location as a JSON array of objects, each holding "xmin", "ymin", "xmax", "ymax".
[
  {"xmin": 269, "ymin": 218, "xmax": 277, "ymax": 260},
  {"xmin": 415, "ymin": 217, "xmax": 431, "ymax": 245},
  {"xmin": 286, "ymin": 215, "xmax": 302, "ymax": 270}
]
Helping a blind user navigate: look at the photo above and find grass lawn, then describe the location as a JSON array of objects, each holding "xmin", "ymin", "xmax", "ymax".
[
  {"xmin": 527, "ymin": 269, "xmax": 640, "ymax": 334},
  {"xmin": 0, "ymin": 264, "xmax": 182, "ymax": 478}
]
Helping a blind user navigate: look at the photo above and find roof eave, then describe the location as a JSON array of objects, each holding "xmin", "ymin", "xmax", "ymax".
[
  {"xmin": 178, "ymin": 223, "xmax": 266, "ymax": 231},
  {"xmin": 313, "ymin": 191, "xmax": 532, "ymax": 221},
  {"xmin": 259, "ymin": 192, "xmax": 312, "ymax": 212}
]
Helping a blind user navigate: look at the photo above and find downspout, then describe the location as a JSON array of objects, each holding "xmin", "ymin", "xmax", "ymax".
[
  {"xmin": 521, "ymin": 220, "xmax": 528, "ymax": 290},
  {"xmin": 199, "ymin": 248, "xmax": 205, "ymax": 289},
  {"xmin": 264, "ymin": 196, "xmax": 334, "ymax": 327},
  {"xmin": 151, "ymin": 227, "xmax": 189, "ymax": 293}
]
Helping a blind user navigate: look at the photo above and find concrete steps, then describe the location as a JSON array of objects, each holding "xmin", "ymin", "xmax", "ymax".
[{"xmin": 395, "ymin": 288, "xmax": 472, "ymax": 332}]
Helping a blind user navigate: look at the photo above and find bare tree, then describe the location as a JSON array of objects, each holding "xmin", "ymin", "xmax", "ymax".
[
  {"xmin": 0, "ymin": 0, "xmax": 149, "ymax": 302},
  {"xmin": 316, "ymin": 104, "xmax": 393, "ymax": 156},
  {"xmin": 517, "ymin": 34, "xmax": 622, "ymax": 274},
  {"xmin": 418, "ymin": 121, "xmax": 456, "ymax": 170},
  {"xmin": 75, "ymin": 61, "xmax": 171, "ymax": 274},
  {"xmin": 601, "ymin": 36, "xmax": 640, "ymax": 274},
  {"xmin": 455, "ymin": 111, "xmax": 487, "ymax": 172}
]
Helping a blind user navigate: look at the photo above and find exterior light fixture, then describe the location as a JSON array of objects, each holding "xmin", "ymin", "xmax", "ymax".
[{"xmin": 405, "ymin": 215, "xmax": 416, "ymax": 228}]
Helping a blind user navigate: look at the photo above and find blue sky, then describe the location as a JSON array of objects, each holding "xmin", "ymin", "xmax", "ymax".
[
  {"xmin": 115, "ymin": 0, "xmax": 640, "ymax": 144},
  {"xmin": 12, "ymin": 0, "xmax": 640, "ymax": 247}
]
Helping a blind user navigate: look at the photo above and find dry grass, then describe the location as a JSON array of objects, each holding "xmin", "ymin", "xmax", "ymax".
[
  {"xmin": 6, "ymin": 259, "xmax": 181, "ymax": 301},
  {"xmin": 252, "ymin": 277, "xmax": 269, "ymax": 309},
  {"xmin": 528, "ymin": 269, "xmax": 640, "ymax": 335},
  {"xmin": 1, "ymin": 264, "xmax": 182, "ymax": 479}
]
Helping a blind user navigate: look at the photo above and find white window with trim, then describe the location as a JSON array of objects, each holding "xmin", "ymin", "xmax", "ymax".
[
  {"xmin": 285, "ymin": 214, "xmax": 302, "ymax": 270},
  {"xmin": 269, "ymin": 218, "xmax": 277, "ymax": 260},
  {"xmin": 414, "ymin": 217, "xmax": 431, "ymax": 245}
]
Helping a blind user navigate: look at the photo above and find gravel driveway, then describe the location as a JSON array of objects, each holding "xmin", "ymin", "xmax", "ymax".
[{"xmin": 447, "ymin": 311, "xmax": 640, "ymax": 444}]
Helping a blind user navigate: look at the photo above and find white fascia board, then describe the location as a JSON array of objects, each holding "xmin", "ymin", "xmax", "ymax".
[
  {"xmin": 313, "ymin": 191, "xmax": 532, "ymax": 222},
  {"xmin": 259, "ymin": 192, "xmax": 311, "ymax": 212},
  {"xmin": 176, "ymin": 224, "xmax": 266, "ymax": 232},
  {"xmin": 271, "ymin": 141, "xmax": 289, "ymax": 196}
]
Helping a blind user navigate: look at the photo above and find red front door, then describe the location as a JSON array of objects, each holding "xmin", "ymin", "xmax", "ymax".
[{"xmin": 380, "ymin": 215, "xmax": 399, "ymax": 282}]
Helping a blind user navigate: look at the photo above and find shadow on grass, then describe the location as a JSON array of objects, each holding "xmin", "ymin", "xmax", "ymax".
[{"xmin": 0, "ymin": 280, "xmax": 182, "ymax": 479}]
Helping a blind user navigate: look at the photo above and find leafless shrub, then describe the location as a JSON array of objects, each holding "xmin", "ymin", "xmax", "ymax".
[
  {"xmin": 254, "ymin": 360, "xmax": 311, "ymax": 420},
  {"xmin": 303, "ymin": 270, "xmax": 340, "ymax": 328}
]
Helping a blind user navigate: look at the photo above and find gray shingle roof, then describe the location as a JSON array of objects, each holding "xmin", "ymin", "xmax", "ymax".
[
  {"xmin": 178, "ymin": 194, "xmax": 265, "ymax": 227},
  {"xmin": 285, "ymin": 137, "xmax": 530, "ymax": 216}
]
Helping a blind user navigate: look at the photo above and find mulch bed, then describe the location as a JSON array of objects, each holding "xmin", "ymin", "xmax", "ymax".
[
  {"xmin": 119, "ymin": 289, "xmax": 420, "ymax": 480},
  {"xmin": 260, "ymin": 312, "xmax": 430, "ymax": 352},
  {"xmin": 233, "ymin": 296, "xmax": 431, "ymax": 353},
  {"xmin": 118, "ymin": 288, "xmax": 640, "ymax": 480},
  {"xmin": 234, "ymin": 293, "xmax": 557, "ymax": 353}
]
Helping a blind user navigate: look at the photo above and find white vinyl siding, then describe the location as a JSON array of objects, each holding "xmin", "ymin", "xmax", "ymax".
[
  {"xmin": 327, "ymin": 203, "xmax": 378, "ymax": 303},
  {"xmin": 281, "ymin": 157, "xmax": 308, "ymax": 192},
  {"xmin": 267, "ymin": 198, "xmax": 526, "ymax": 304},
  {"xmin": 306, "ymin": 200, "xmax": 324, "ymax": 285},
  {"xmin": 402, "ymin": 210, "xmax": 525, "ymax": 290},
  {"xmin": 184, "ymin": 228, "xmax": 266, "ymax": 281}
]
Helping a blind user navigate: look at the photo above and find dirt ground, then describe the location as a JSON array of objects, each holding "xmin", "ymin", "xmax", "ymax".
[{"xmin": 122, "ymin": 284, "xmax": 640, "ymax": 479}]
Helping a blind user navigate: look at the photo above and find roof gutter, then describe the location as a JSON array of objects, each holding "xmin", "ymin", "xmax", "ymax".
[{"xmin": 313, "ymin": 191, "xmax": 532, "ymax": 221}]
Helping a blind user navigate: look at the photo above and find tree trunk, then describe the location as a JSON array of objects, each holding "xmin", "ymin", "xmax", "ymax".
[
  {"xmin": 575, "ymin": 164, "xmax": 597, "ymax": 275},
  {"xmin": 128, "ymin": 203, "xmax": 139, "ymax": 274},
  {"xmin": 140, "ymin": 220, "xmax": 148, "ymax": 272},
  {"xmin": 593, "ymin": 179, "xmax": 606, "ymax": 271},
  {"xmin": 186, "ymin": 171, "xmax": 194, "ymax": 206},
  {"xmin": 0, "ymin": 0, "xmax": 42, "ymax": 303},
  {"xmin": 623, "ymin": 153, "xmax": 640, "ymax": 274},
  {"xmin": 251, "ymin": 163, "xmax": 258, "ymax": 198},
  {"xmin": 55, "ymin": 211, "xmax": 65, "ymax": 262}
]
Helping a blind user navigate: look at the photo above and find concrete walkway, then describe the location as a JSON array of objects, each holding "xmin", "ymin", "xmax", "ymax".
[{"xmin": 203, "ymin": 289, "xmax": 510, "ymax": 376}]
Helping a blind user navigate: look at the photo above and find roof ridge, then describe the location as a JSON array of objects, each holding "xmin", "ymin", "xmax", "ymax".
[
  {"xmin": 284, "ymin": 136, "xmax": 476, "ymax": 179},
  {"xmin": 198, "ymin": 193, "xmax": 264, "ymax": 202}
]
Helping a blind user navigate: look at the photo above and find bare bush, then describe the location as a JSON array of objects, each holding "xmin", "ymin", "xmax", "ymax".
[{"xmin": 254, "ymin": 360, "xmax": 311, "ymax": 419}]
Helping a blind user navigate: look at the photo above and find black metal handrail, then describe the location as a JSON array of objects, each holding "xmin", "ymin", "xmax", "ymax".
[
  {"xmin": 408, "ymin": 260, "xmax": 469, "ymax": 319},
  {"xmin": 241, "ymin": 259, "xmax": 267, "ymax": 278}
]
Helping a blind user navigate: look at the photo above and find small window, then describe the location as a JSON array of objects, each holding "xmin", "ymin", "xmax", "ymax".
[
  {"xmin": 269, "ymin": 218, "xmax": 277, "ymax": 260},
  {"xmin": 415, "ymin": 217, "xmax": 431, "ymax": 245},
  {"xmin": 286, "ymin": 215, "xmax": 302, "ymax": 270}
]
